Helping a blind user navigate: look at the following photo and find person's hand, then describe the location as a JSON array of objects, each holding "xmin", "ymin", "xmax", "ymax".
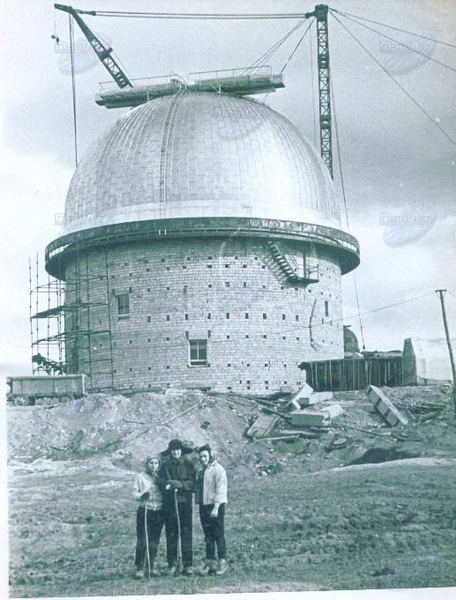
[
  {"xmin": 210, "ymin": 506, "xmax": 219, "ymax": 518},
  {"xmin": 168, "ymin": 480, "xmax": 183, "ymax": 489},
  {"xmin": 140, "ymin": 491, "xmax": 150, "ymax": 501}
]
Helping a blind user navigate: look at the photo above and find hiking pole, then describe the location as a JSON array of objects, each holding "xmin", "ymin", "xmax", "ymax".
[
  {"xmin": 174, "ymin": 488, "xmax": 182, "ymax": 575},
  {"xmin": 145, "ymin": 507, "xmax": 151, "ymax": 579}
]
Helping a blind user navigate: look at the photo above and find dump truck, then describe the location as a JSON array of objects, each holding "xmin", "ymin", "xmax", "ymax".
[{"xmin": 6, "ymin": 374, "xmax": 87, "ymax": 405}]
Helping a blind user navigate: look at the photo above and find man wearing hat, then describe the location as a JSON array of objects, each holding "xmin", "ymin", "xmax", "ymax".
[
  {"xmin": 195, "ymin": 444, "xmax": 228, "ymax": 575},
  {"xmin": 158, "ymin": 438, "xmax": 196, "ymax": 575}
]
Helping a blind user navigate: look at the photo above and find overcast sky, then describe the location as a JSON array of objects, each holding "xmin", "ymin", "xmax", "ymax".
[{"xmin": 1, "ymin": 0, "xmax": 455, "ymax": 380}]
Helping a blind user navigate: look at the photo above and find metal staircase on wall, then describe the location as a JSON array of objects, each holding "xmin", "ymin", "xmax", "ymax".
[{"xmin": 266, "ymin": 241, "xmax": 320, "ymax": 286}]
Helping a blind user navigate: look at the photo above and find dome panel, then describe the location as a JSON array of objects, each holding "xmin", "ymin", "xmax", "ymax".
[{"xmin": 63, "ymin": 92, "xmax": 343, "ymax": 234}]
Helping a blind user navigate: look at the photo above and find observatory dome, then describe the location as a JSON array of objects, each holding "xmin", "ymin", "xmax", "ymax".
[{"xmin": 63, "ymin": 92, "xmax": 343, "ymax": 234}]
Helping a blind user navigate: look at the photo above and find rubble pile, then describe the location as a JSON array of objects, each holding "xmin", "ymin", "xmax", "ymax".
[{"xmin": 7, "ymin": 383, "xmax": 455, "ymax": 477}]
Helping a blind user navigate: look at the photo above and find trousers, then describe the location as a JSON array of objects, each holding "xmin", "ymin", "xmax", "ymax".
[
  {"xmin": 165, "ymin": 501, "xmax": 193, "ymax": 568},
  {"xmin": 135, "ymin": 506, "xmax": 165, "ymax": 570},
  {"xmin": 199, "ymin": 503, "xmax": 226, "ymax": 560}
]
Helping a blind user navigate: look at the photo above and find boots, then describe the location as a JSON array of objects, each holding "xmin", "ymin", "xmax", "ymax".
[
  {"xmin": 215, "ymin": 559, "xmax": 227, "ymax": 575},
  {"xmin": 200, "ymin": 559, "xmax": 216, "ymax": 575}
]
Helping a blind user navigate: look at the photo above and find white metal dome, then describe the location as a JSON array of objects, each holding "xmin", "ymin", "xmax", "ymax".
[{"xmin": 63, "ymin": 91, "xmax": 342, "ymax": 234}]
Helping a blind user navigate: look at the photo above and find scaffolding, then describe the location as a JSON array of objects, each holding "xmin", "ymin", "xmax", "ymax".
[{"xmin": 29, "ymin": 251, "xmax": 114, "ymax": 391}]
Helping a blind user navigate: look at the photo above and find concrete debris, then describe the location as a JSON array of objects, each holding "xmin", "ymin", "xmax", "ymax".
[
  {"xmin": 289, "ymin": 401, "xmax": 344, "ymax": 427},
  {"xmin": 289, "ymin": 409, "xmax": 330, "ymax": 427},
  {"xmin": 299, "ymin": 391, "xmax": 334, "ymax": 407},
  {"xmin": 367, "ymin": 385, "xmax": 409, "ymax": 427},
  {"xmin": 246, "ymin": 414, "xmax": 279, "ymax": 439},
  {"xmin": 288, "ymin": 383, "xmax": 333, "ymax": 409}
]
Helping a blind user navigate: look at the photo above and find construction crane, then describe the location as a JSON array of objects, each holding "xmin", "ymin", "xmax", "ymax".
[
  {"xmin": 54, "ymin": 4, "xmax": 133, "ymax": 89},
  {"xmin": 54, "ymin": 3, "xmax": 333, "ymax": 176},
  {"xmin": 305, "ymin": 4, "xmax": 333, "ymax": 177}
]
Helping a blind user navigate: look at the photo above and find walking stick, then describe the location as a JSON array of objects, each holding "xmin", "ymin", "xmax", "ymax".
[
  {"xmin": 174, "ymin": 488, "xmax": 182, "ymax": 575},
  {"xmin": 145, "ymin": 506, "xmax": 151, "ymax": 579}
]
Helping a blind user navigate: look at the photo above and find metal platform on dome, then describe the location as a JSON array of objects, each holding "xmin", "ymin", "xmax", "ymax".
[{"xmin": 95, "ymin": 66, "xmax": 284, "ymax": 109}]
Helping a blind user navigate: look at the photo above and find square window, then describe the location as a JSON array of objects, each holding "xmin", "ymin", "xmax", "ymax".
[
  {"xmin": 189, "ymin": 339, "xmax": 208, "ymax": 366},
  {"xmin": 225, "ymin": 282, "xmax": 230, "ymax": 287}
]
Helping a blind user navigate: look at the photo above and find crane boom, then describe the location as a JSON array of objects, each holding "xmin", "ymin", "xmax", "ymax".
[
  {"xmin": 55, "ymin": 4, "xmax": 133, "ymax": 89},
  {"xmin": 306, "ymin": 4, "xmax": 333, "ymax": 178}
]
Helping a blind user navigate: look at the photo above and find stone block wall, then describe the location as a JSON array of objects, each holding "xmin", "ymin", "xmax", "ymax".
[{"xmin": 64, "ymin": 236, "xmax": 343, "ymax": 394}]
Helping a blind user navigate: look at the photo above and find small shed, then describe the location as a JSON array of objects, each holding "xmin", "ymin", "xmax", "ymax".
[{"xmin": 402, "ymin": 338, "xmax": 455, "ymax": 385}]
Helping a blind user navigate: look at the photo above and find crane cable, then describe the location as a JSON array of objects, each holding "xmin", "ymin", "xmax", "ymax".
[
  {"xmin": 330, "ymin": 71, "xmax": 366, "ymax": 350},
  {"xmin": 332, "ymin": 10, "xmax": 456, "ymax": 75},
  {"xmin": 247, "ymin": 18, "xmax": 309, "ymax": 72},
  {"xmin": 330, "ymin": 12, "xmax": 456, "ymax": 148},
  {"xmin": 331, "ymin": 8, "xmax": 456, "ymax": 50},
  {"xmin": 87, "ymin": 10, "xmax": 309, "ymax": 20},
  {"xmin": 280, "ymin": 19, "xmax": 314, "ymax": 74},
  {"xmin": 69, "ymin": 14, "xmax": 79, "ymax": 167}
]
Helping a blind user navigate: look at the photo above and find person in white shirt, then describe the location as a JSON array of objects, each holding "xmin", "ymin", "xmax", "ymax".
[
  {"xmin": 133, "ymin": 456, "xmax": 165, "ymax": 578},
  {"xmin": 195, "ymin": 444, "xmax": 228, "ymax": 575}
]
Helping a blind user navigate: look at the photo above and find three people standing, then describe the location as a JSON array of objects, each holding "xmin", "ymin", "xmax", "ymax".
[{"xmin": 132, "ymin": 438, "xmax": 228, "ymax": 578}]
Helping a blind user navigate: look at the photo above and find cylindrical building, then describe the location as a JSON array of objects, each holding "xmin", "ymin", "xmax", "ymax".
[{"xmin": 46, "ymin": 91, "xmax": 359, "ymax": 394}]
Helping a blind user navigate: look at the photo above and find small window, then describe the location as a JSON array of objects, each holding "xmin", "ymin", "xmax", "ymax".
[
  {"xmin": 263, "ymin": 313, "xmax": 267, "ymax": 320},
  {"xmin": 117, "ymin": 294, "xmax": 130, "ymax": 320},
  {"xmin": 325, "ymin": 300, "xmax": 329, "ymax": 317},
  {"xmin": 189, "ymin": 339, "xmax": 208, "ymax": 366}
]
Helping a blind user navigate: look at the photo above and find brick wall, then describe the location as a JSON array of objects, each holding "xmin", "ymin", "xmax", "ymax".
[{"xmin": 64, "ymin": 236, "xmax": 344, "ymax": 394}]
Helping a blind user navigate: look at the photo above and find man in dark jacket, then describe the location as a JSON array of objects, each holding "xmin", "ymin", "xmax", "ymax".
[{"xmin": 158, "ymin": 439, "xmax": 196, "ymax": 575}]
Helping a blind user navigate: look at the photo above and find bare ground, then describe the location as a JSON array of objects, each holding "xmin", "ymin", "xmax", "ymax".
[{"xmin": 7, "ymin": 385, "xmax": 456, "ymax": 596}]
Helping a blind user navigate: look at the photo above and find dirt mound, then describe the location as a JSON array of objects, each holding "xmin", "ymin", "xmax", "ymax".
[{"xmin": 7, "ymin": 389, "xmax": 259, "ymax": 468}]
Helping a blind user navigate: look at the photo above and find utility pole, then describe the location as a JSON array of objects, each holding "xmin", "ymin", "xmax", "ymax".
[{"xmin": 435, "ymin": 289, "xmax": 456, "ymax": 417}]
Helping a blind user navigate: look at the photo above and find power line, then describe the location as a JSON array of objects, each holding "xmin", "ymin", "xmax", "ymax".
[
  {"xmin": 331, "ymin": 8, "xmax": 456, "ymax": 50},
  {"xmin": 330, "ymin": 12, "xmax": 456, "ymax": 148},
  {"xmin": 333, "ymin": 10, "xmax": 456, "ymax": 75}
]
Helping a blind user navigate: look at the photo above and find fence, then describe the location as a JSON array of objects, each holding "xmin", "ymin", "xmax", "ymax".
[{"xmin": 300, "ymin": 355, "xmax": 403, "ymax": 392}]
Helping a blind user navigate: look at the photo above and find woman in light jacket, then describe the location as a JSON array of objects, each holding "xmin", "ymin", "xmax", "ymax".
[
  {"xmin": 133, "ymin": 456, "xmax": 165, "ymax": 578},
  {"xmin": 195, "ymin": 444, "xmax": 228, "ymax": 575}
]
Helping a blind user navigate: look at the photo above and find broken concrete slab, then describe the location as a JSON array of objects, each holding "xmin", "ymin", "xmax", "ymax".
[
  {"xmin": 289, "ymin": 410, "xmax": 330, "ymax": 427},
  {"xmin": 299, "ymin": 391, "xmax": 334, "ymax": 407},
  {"xmin": 320, "ymin": 403, "xmax": 344, "ymax": 419},
  {"xmin": 246, "ymin": 414, "xmax": 279, "ymax": 438},
  {"xmin": 367, "ymin": 385, "xmax": 409, "ymax": 427}
]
